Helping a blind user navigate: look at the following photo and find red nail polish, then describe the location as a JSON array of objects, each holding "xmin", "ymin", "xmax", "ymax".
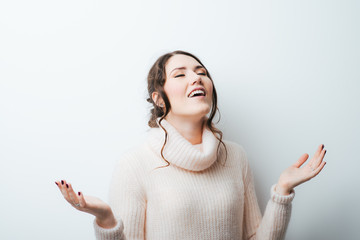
[
  {"xmin": 61, "ymin": 180, "xmax": 64, "ymax": 185},
  {"xmin": 55, "ymin": 182, "xmax": 58, "ymax": 186},
  {"xmin": 66, "ymin": 184, "xmax": 69, "ymax": 188},
  {"xmin": 321, "ymin": 144, "xmax": 324, "ymax": 149},
  {"xmin": 78, "ymin": 192, "xmax": 81, "ymax": 196},
  {"xmin": 324, "ymin": 150, "xmax": 327, "ymax": 155}
]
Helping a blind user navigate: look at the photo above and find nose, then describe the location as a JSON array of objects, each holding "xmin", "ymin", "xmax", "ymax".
[{"xmin": 191, "ymin": 72, "xmax": 202, "ymax": 85}]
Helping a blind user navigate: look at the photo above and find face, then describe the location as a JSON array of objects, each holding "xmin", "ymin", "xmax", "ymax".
[{"xmin": 162, "ymin": 54, "xmax": 213, "ymax": 120}]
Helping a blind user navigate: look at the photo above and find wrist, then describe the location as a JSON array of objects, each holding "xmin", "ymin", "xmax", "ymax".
[
  {"xmin": 275, "ymin": 183, "xmax": 292, "ymax": 196},
  {"xmin": 95, "ymin": 210, "xmax": 117, "ymax": 229}
]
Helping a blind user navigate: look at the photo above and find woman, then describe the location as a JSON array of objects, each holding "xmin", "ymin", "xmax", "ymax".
[{"xmin": 56, "ymin": 50, "xmax": 327, "ymax": 240}]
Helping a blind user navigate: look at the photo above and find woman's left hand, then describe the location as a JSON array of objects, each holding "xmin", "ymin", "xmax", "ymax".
[{"xmin": 275, "ymin": 144, "xmax": 327, "ymax": 195}]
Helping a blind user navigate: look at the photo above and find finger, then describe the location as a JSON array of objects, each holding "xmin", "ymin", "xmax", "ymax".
[
  {"xmin": 310, "ymin": 161, "xmax": 327, "ymax": 178},
  {"xmin": 55, "ymin": 180, "xmax": 64, "ymax": 194},
  {"xmin": 311, "ymin": 148, "xmax": 326, "ymax": 169},
  {"xmin": 56, "ymin": 179, "xmax": 65, "ymax": 190},
  {"xmin": 78, "ymin": 192, "xmax": 86, "ymax": 208},
  {"xmin": 308, "ymin": 144, "xmax": 324, "ymax": 166},
  {"xmin": 66, "ymin": 183, "xmax": 80, "ymax": 207},
  {"xmin": 292, "ymin": 153, "xmax": 309, "ymax": 168},
  {"xmin": 55, "ymin": 180, "xmax": 65, "ymax": 198},
  {"xmin": 60, "ymin": 180, "xmax": 72, "ymax": 203},
  {"xmin": 314, "ymin": 144, "xmax": 324, "ymax": 157},
  {"xmin": 55, "ymin": 180, "xmax": 66, "ymax": 196},
  {"xmin": 57, "ymin": 180, "xmax": 67, "ymax": 196}
]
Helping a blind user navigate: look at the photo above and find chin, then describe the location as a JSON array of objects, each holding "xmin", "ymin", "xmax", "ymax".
[
  {"xmin": 189, "ymin": 107, "xmax": 211, "ymax": 118},
  {"xmin": 172, "ymin": 105, "xmax": 212, "ymax": 119}
]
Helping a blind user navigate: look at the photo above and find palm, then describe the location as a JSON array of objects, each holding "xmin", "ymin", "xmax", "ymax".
[
  {"xmin": 55, "ymin": 180, "xmax": 111, "ymax": 219},
  {"xmin": 277, "ymin": 144, "xmax": 327, "ymax": 192}
]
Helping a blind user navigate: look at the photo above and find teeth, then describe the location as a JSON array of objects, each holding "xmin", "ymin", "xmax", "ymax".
[{"xmin": 189, "ymin": 89, "xmax": 205, "ymax": 98}]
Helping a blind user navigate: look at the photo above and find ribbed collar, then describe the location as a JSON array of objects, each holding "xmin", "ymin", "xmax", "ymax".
[{"xmin": 146, "ymin": 118, "xmax": 219, "ymax": 171}]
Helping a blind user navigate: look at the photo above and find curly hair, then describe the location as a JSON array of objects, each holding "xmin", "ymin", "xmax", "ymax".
[{"xmin": 146, "ymin": 50, "xmax": 227, "ymax": 169}]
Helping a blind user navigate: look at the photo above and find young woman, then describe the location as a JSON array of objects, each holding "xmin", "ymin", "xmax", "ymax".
[{"xmin": 55, "ymin": 50, "xmax": 327, "ymax": 240}]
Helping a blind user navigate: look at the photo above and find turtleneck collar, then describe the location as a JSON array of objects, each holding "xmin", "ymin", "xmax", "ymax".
[{"xmin": 146, "ymin": 118, "xmax": 220, "ymax": 171}]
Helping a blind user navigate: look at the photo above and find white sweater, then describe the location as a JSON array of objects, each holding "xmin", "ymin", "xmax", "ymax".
[{"xmin": 93, "ymin": 119, "xmax": 295, "ymax": 239}]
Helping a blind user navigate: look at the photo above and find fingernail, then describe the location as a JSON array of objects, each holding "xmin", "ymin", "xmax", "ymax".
[
  {"xmin": 61, "ymin": 180, "xmax": 64, "ymax": 185},
  {"xmin": 55, "ymin": 182, "xmax": 58, "ymax": 186},
  {"xmin": 321, "ymin": 144, "xmax": 324, "ymax": 149},
  {"xmin": 324, "ymin": 150, "xmax": 327, "ymax": 155},
  {"xmin": 66, "ymin": 184, "xmax": 69, "ymax": 188},
  {"xmin": 78, "ymin": 192, "xmax": 81, "ymax": 196}
]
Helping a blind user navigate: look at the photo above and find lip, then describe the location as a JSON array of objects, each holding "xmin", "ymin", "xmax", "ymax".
[{"xmin": 187, "ymin": 87, "xmax": 206, "ymax": 98}]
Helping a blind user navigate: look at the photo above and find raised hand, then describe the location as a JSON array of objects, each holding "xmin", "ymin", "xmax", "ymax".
[
  {"xmin": 55, "ymin": 179, "xmax": 117, "ymax": 228},
  {"xmin": 275, "ymin": 144, "xmax": 327, "ymax": 195}
]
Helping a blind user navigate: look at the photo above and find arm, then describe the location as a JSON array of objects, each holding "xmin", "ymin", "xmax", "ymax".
[
  {"xmin": 242, "ymin": 161, "xmax": 295, "ymax": 240},
  {"xmin": 55, "ymin": 180, "xmax": 124, "ymax": 239},
  {"xmin": 242, "ymin": 144, "xmax": 327, "ymax": 240},
  {"xmin": 56, "ymin": 154, "xmax": 146, "ymax": 239},
  {"xmin": 94, "ymin": 155, "xmax": 147, "ymax": 240}
]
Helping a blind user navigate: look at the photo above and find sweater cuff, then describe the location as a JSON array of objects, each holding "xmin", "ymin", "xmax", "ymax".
[
  {"xmin": 270, "ymin": 184, "xmax": 295, "ymax": 204},
  {"xmin": 93, "ymin": 218, "xmax": 124, "ymax": 240}
]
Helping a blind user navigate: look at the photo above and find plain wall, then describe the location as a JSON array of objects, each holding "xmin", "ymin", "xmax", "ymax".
[{"xmin": 1, "ymin": 0, "xmax": 359, "ymax": 239}]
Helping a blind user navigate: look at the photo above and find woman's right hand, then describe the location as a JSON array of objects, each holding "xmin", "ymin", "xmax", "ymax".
[{"xmin": 55, "ymin": 179, "xmax": 117, "ymax": 229}]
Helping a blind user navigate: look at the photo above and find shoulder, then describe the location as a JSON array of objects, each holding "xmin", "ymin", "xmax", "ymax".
[
  {"xmin": 114, "ymin": 140, "xmax": 160, "ymax": 178},
  {"xmin": 222, "ymin": 139, "xmax": 247, "ymax": 158},
  {"xmin": 110, "ymin": 142, "xmax": 150, "ymax": 190},
  {"xmin": 219, "ymin": 139, "xmax": 250, "ymax": 169},
  {"xmin": 116, "ymin": 142, "xmax": 150, "ymax": 167}
]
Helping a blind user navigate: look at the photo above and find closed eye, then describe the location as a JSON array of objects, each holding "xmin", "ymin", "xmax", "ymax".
[
  {"xmin": 175, "ymin": 74, "xmax": 185, "ymax": 78},
  {"xmin": 175, "ymin": 73, "xmax": 206, "ymax": 78}
]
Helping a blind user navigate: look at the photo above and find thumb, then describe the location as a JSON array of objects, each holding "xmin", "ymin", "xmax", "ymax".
[{"xmin": 292, "ymin": 153, "xmax": 309, "ymax": 168}]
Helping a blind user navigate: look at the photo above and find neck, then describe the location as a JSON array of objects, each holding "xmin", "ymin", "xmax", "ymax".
[{"xmin": 164, "ymin": 115, "xmax": 206, "ymax": 145}]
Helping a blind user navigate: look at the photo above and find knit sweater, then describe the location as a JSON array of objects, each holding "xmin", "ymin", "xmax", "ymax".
[{"xmin": 93, "ymin": 119, "xmax": 295, "ymax": 240}]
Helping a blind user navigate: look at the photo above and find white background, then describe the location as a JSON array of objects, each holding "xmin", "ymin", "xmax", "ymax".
[{"xmin": 1, "ymin": 0, "xmax": 359, "ymax": 239}]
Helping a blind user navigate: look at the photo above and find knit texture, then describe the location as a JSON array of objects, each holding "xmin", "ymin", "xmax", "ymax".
[{"xmin": 93, "ymin": 119, "xmax": 295, "ymax": 240}]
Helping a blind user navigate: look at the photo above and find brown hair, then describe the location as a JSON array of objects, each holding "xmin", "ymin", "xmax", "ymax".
[{"xmin": 146, "ymin": 50, "xmax": 227, "ymax": 169}]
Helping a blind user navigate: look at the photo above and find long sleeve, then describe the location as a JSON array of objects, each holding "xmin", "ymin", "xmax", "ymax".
[
  {"xmin": 93, "ymin": 153, "xmax": 147, "ymax": 240},
  {"xmin": 92, "ymin": 122, "xmax": 295, "ymax": 239},
  {"xmin": 93, "ymin": 220, "xmax": 126, "ymax": 240},
  {"xmin": 241, "ymin": 149, "xmax": 295, "ymax": 240}
]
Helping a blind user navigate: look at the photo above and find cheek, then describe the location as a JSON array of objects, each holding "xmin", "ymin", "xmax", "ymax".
[
  {"xmin": 164, "ymin": 83, "xmax": 186, "ymax": 100},
  {"xmin": 207, "ymin": 81, "xmax": 214, "ymax": 98}
]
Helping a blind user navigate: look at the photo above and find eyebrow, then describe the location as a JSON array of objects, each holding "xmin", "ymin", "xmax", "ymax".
[{"xmin": 169, "ymin": 65, "xmax": 205, "ymax": 75}]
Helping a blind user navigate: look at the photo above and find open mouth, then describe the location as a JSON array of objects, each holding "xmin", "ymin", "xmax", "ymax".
[{"xmin": 188, "ymin": 89, "xmax": 206, "ymax": 98}]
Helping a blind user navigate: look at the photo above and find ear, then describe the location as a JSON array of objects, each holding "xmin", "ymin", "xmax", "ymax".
[{"xmin": 152, "ymin": 92, "xmax": 164, "ymax": 107}]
